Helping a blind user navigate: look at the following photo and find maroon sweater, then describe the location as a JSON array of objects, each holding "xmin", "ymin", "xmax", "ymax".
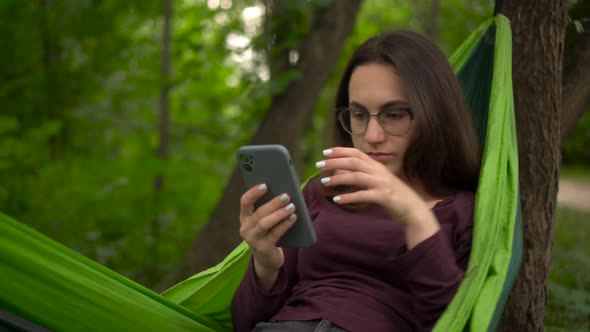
[{"xmin": 231, "ymin": 180, "xmax": 474, "ymax": 332}]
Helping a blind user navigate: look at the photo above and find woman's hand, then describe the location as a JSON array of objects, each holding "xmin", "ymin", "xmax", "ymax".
[
  {"xmin": 239, "ymin": 184, "xmax": 297, "ymax": 290},
  {"xmin": 315, "ymin": 147, "xmax": 419, "ymax": 220},
  {"xmin": 316, "ymin": 147, "xmax": 439, "ymax": 248}
]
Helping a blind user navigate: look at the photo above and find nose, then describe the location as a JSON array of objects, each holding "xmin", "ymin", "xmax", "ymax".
[{"xmin": 364, "ymin": 117, "xmax": 386, "ymax": 143}]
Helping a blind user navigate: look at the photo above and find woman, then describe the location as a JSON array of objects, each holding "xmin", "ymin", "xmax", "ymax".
[{"xmin": 232, "ymin": 30, "xmax": 480, "ymax": 332}]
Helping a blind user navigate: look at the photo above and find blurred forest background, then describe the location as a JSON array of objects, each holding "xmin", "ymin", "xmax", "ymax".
[{"xmin": 0, "ymin": 0, "xmax": 588, "ymax": 330}]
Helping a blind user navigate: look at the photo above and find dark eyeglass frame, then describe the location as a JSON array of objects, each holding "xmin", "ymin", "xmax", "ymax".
[{"xmin": 335, "ymin": 107, "xmax": 415, "ymax": 136}]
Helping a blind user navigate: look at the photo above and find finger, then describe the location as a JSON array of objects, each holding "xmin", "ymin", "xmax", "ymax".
[
  {"xmin": 247, "ymin": 214, "xmax": 297, "ymax": 253},
  {"xmin": 319, "ymin": 171, "xmax": 374, "ymax": 188},
  {"xmin": 315, "ymin": 157, "xmax": 367, "ymax": 173},
  {"xmin": 321, "ymin": 147, "xmax": 372, "ymax": 161},
  {"xmin": 266, "ymin": 214, "xmax": 297, "ymax": 244},
  {"xmin": 254, "ymin": 201, "xmax": 297, "ymax": 235},
  {"xmin": 334, "ymin": 169, "xmax": 352, "ymax": 175},
  {"xmin": 240, "ymin": 183, "xmax": 269, "ymax": 219},
  {"xmin": 253, "ymin": 192, "xmax": 292, "ymax": 221},
  {"xmin": 331, "ymin": 190, "xmax": 377, "ymax": 205},
  {"xmin": 240, "ymin": 192, "xmax": 292, "ymax": 241}
]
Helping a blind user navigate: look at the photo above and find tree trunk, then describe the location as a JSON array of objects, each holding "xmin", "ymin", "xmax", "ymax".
[
  {"xmin": 147, "ymin": 0, "xmax": 172, "ymax": 286},
  {"xmin": 179, "ymin": 0, "xmax": 363, "ymax": 278},
  {"xmin": 42, "ymin": 0, "xmax": 62, "ymax": 161},
  {"xmin": 155, "ymin": 0, "xmax": 172, "ymax": 192},
  {"xmin": 498, "ymin": 1, "xmax": 568, "ymax": 331}
]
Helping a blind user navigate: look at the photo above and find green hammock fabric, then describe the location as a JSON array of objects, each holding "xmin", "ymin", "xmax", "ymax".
[
  {"xmin": 0, "ymin": 15, "xmax": 520, "ymax": 332},
  {"xmin": 437, "ymin": 15, "xmax": 521, "ymax": 332}
]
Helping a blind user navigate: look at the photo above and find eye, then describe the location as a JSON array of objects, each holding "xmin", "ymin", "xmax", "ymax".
[
  {"xmin": 382, "ymin": 109, "xmax": 406, "ymax": 120},
  {"xmin": 350, "ymin": 109, "xmax": 368, "ymax": 120}
]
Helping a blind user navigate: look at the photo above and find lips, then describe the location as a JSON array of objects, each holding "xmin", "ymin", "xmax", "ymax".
[{"xmin": 367, "ymin": 152, "xmax": 393, "ymax": 161}]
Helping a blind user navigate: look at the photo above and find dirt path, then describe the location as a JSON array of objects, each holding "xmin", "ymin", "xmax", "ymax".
[{"xmin": 558, "ymin": 179, "xmax": 590, "ymax": 212}]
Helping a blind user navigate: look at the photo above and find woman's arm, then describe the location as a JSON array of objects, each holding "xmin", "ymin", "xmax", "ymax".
[
  {"xmin": 231, "ymin": 181, "xmax": 318, "ymax": 332},
  {"xmin": 393, "ymin": 194, "xmax": 474, "ymax": 331},
  {"xmin": 231, "ymin": 247, "xmax": 300, "ymax": 332}
]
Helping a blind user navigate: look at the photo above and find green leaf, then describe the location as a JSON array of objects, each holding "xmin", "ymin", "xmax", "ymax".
[
  {"xmin": 573, "ymin": 20, "xmax": 584, "ymax": 33},
  {"xmin": 0, "ymin": 115, "xmax": 18, "ymax": 133},
  {"xmin": 0, "ymin": 0, "xmax": 17, "ymax": 12}
]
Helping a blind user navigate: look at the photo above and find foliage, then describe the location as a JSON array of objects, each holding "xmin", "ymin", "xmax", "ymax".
[
  {"xmin": 0, "ymin": 0, "xmax": 256, "ymax": 288},
  {"xmin": 561, "ymin": 165, "xmax": 590, "ymax": 182},
  {"xmin": 563, "ymin": 111, "xmax": 590, "ymax": 166},
  {"xmin": 546, "ymin": 205, "xmax": 590, "ymax": 332}
]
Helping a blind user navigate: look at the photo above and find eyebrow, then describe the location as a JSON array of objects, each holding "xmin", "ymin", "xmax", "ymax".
[{"xmin": 349, "ymin": 100, "xmax": 410, "ymax": 110}]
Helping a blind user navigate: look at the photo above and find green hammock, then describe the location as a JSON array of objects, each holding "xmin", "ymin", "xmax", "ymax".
[{"xmin": 0, "ymin": 15, "xmax": 520, "ymax": 332}]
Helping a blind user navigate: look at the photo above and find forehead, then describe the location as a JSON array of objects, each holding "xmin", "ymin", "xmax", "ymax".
[{"xmin": 348, "ymin": 63, "xmax": 408, "ymax": 106}]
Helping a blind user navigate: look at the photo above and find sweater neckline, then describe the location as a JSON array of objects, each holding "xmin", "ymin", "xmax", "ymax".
[{"xmin": 432, "ymin": 193, "xmax": 460, "ymax": 210}]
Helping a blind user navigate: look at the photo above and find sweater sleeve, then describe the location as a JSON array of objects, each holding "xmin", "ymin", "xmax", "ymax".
[
  {"xmin": 230, "ymin": 182, "xmax": 318, "ymax": 332},
  {"xmin": 230, "ymin": 247, "xmax": 299, "ymax": 332},
  {"xmin": 392, "ymin": 193, "xmax": 474, "ymax": 331}
]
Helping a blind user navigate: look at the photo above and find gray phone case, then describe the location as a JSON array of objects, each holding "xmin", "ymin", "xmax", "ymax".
[{"xmin": 237, "ymin": 145, "xmax": 317, "ymax": 248}]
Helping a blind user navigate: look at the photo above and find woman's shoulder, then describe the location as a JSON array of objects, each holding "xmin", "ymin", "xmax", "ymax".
[
  {"xmin": 433, "ymin": 190, "xmax": 476, "ymax": 230},
  {"xmin": 433, "ymin": 190, "xmax": 475, "ymax": 210},
  {"xmin": 453, "ymin": 190, "xmax": 476, "ymax": 207}
]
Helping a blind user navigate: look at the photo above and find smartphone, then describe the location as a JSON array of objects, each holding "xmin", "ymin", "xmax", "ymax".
[{"xmin": 237, "ymin": 144, "xmax": 317, "ymax": 248}]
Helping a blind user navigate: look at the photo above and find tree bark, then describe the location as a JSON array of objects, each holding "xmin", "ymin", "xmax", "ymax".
[
  {"xmin": 561, "ymin": 1, "xmax": 590, "ymax": 142},
  {"xmin": 42, "ymin": 0, "xmax": 62, "ymax": 161},
  {"xmin": 155, "ymin": 0, "xmax": 172, "ymax": 192},
  {"xmin": 498, "ymin": 1, "xmax": 568, "ymax": 331},
  {"xmin": 179, "ymin": 0, "xmax": 363, "ymax": 278},
  {"xmin": 146, "ymin": 0, "xmax": 172, "ymax": 287}
]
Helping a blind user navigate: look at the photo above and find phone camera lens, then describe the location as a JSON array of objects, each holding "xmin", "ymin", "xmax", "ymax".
[
  {"xmin": 243, "ymin": 164, "xmax": 252, "ymax": 172},
  {"xmin": 239, "ymin": 154, "xmax": 249, "ymax": 162}
]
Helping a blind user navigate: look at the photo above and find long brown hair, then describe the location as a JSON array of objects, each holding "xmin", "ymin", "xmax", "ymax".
[{"xmin": 324, "ymin": 30, "xmax": 480, "ymax": 198}]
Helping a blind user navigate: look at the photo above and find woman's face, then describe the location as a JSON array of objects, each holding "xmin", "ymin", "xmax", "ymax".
[{"xmin": 347, "ymin": 63, "xmax": 415, "ymax": 178}]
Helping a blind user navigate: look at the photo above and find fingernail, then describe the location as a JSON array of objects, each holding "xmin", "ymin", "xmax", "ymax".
[
  {"xmin": 289, "ymin": 213, "xmax": 296, "ymax": 221},
  {"xmin": 280, "ymin": 193, "xmax": 289, "ymax": 202},
  {"xmin": 316, "ymin": 161, "xmax": 326, "ymax": 168},
  {"xmin": 323, "ymin": 149, "xmax": 333, "ymax": 156},
  {"xmin": 258, "ymin": 184, "xmax": 267, "ymax": 191},
  {"xmin": 285, "ymin": 203, "xmax": 295, "ymax": 211},
  {"xmin": 333, "ymin": 196, "xmax": 342, "ymax": 203},
  {"xmin": 321, "ymin": 177, "xmax": 331, "ymax": 184}
]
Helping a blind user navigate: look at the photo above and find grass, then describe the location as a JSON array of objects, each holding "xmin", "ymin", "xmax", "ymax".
[
  {"xmin": 546, "ymin": 205, "xmax": 590, "ymax": 332},
  {"xmin": 546, "ymin": 165, "xmax": 590, "ymax": 331}
]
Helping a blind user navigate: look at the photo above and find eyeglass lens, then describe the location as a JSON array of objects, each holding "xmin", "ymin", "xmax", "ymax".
[{"xmin": 339, "ymin": 108, "xmax": 411, "ymax": 136}]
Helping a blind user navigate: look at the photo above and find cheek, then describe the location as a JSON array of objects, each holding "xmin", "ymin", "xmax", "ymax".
[{"xmin": 350, "ymin": 135, "xmax": 363, "ymax": 148}]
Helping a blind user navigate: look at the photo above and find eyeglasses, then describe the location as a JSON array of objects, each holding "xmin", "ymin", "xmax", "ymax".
[{"xmin": 336, "ymin": 107, "xmax": 414, "ymax": 136}]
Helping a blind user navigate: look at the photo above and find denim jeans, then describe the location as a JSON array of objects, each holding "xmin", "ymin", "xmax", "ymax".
[{"xmin": 252, "ymin": 318, "xmax": 347, "ymax": 332}]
